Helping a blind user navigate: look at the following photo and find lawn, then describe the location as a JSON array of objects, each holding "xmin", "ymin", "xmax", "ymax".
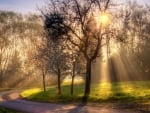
[{"xmin": 21, "ymin": 81, "xmax": 150, "ymax": 103}]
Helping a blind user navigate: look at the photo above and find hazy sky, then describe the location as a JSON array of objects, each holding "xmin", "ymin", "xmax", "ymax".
[
  {"xmin": 0, "ymin": 0, "xmax": 46, "ymax": 14},
  {"xmin": 0, "ymin": 0, "xmax": 149, "ymax": 14}
]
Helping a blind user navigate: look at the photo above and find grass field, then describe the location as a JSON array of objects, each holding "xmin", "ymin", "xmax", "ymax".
[{"xmin": 21, "ymin": 81, "xmax": 150, "ymax": 103}]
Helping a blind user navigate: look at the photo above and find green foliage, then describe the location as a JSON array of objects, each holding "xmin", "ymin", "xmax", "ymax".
[
  {"xmin": 21, "ymin": 81, "xmax": 150, "ymax": 103},
  {"xmin": 44, "ymin": 12, "xmax": 68, "ymax": 42}
]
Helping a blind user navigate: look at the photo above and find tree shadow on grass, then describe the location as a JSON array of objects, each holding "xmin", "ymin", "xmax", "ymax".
[{"xmin": 24, "ymin": 84, "xmax": 84, "ymax": 103}]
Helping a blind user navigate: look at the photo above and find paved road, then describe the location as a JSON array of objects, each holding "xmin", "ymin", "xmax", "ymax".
[{"xmin": 0, "ymin": 90, "xmax": 149, "ymax": 113}]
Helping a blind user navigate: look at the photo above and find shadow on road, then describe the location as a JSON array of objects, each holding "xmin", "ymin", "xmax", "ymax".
[{"xmin": 68, "ymin": 103, "xmax": 87, "ymax": 113}]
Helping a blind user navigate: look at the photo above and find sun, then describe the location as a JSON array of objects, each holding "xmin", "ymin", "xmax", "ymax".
[
  {"xmin": 100, "ymin": 13, "xmax": 111, "ymax": 26},
  {"xmin": 95, "ymin": 12, "xmax": 111, "ymax": 28}
]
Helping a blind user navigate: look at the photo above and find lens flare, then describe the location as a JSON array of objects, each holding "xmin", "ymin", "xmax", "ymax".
[
  {"xmin": 100, "ymin": 13, "xmax": 110, "ymax": 25},
  {"xmin": 95, "ymin": 12, "xmax": 111, "ymax": 28}
]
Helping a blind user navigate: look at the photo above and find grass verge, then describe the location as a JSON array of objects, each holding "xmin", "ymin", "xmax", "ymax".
[{"xmin": 21, "ymin": 81, "xmax": 150, "ymax": 103}]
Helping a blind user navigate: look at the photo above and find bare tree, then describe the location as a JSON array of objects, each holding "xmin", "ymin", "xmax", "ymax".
[
  {"xmin": 0, "ymin": 11, "xmax": 44, "ymax": 88},
  {"xmin": 0, "ymin": 11, "xmax": 19, "ymax": 87},
  {"xmin": 119, "ymin": 2, "xmax": 150, "ymax": 79},
  {"xmin": 49, "ymin": 43, "xmax": 70, "ymax": 94},
  {"xmin": 42, "ymin": 0, "xmax": 112, "ymax": 98}
]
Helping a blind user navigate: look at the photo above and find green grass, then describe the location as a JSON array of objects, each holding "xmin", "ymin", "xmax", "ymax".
[
  {"xmin": 0, "ymin": 107, "xmax": 22, "ymax": 113},
  {"xmin": 21, "ymin": 81, "xmax": 150, "ymax": 103}
]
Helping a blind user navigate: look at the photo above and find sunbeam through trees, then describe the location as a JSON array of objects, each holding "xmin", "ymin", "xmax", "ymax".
[{"xmin": 0, "ymin": 0, "xmax": 150, "ymax": 107}]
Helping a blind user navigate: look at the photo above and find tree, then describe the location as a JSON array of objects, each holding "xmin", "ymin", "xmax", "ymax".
[
  {"xmin": 33, "ymin": 33, "xmax": 71, "ymax": 94},
  {"xmin": 118, "ymin": 2, "xmax": 150, "ymax": 79},
  {"xmin": 0, "ymin": 11, "xmax": 19, "ymax": 87},
  {"xmin": 28, "ymin": 44, "xmax": 48, "ymax": 92},
  {"xmin": 70, "ymin": 53, "xmax": 85, "ymax": 95},
  {"xmin": 0, "ymin": 11, "xmax": 44, "ymax": 88},
  {"xmin": 42, "ymin": 0, "xmax": 113, "ymax": 98},
  {"xmin": 50, "ymin": 46, "xmax": 70, "ymax": 94}
]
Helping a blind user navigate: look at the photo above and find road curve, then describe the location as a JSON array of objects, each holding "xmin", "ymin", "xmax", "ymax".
[{"xmin": 0, "ymin": 90, "xmax": 148, "ymax": 113}]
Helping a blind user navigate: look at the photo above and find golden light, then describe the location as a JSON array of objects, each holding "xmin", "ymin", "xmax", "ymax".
[
  {"xmin": 110, "ymin": 42, "xmax": 119, "ymax": 56},
  {"xmin": 102, "ymin": 42, "xmax": 119, "ymax": 61},
  {"xmin": 100, "ymin": 13, "xmax": 111, "ymax": 26},
  {"xmin": 111, "ymin": 47, "xmax": 118, "ymax": 55},
  {"xmin": 95, "ymin": 12, "xmax": 111, "ymax": 28}
]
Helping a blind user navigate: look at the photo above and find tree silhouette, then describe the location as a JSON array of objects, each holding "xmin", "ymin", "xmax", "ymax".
[{"xmin": 42, "ymin": 0, "xmax": 113, "ymax": 98}]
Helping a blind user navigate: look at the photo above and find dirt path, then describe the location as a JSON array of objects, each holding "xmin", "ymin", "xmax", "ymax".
[{"xmin": 0, "ymin": 90, "xmax": 149, "ymax": 113}]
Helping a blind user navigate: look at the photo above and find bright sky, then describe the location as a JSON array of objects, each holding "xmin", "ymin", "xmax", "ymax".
[
  {"xmin": 0, "ymin": 0, "xmax": 46, "ymax": 14},
  {"xmin": 0, "ymin": 0, "xmax": 149, "ymax": 14}
]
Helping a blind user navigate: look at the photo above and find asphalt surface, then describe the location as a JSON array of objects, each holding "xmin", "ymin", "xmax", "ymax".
[{"xmin": 0, "ymin": 90, "xmax": 149, "ymax": 113}]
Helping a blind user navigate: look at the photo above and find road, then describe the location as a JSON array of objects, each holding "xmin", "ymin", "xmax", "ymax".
[{"xmin": 0, "ymin": 90, "xmax": 149, "ymax": 113}]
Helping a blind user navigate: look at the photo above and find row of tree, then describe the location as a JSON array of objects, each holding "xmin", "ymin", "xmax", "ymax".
[
  {"xmin": 0, "ymin": 0, "xmax": 150, "ymax": 100},
  {"xmin": 39, "ymin": 0, "xmax": 150, "ymax": 98},
  {"xmin": 38, "ymin": 0, "xmax": 124, "ymax": 98},
  {"xmin": 0, "ymin": 11, "xmax": 45, "ymax": 88},
  {"xmin": 0, "ymin": 10, "xmax": 85, "ymax": 94},
  {"xmin": 119, "ymin": 1, "xmax": 150, "ymax": 79}
]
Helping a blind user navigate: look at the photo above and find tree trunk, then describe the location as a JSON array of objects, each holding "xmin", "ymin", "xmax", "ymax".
[
  {"xmin": 0, "ymin": 71, "xmax": 3, "ymax": 87},
  {"xmin": 71, "ymin": 62, "xmax": 75, "ymax": 95},
  {"xmin": 84, "ymin": 60, "xmax": 92, "ymax": 98},
  {"xmin": 42, "ymin": 69, "xmax": 46, "ymax": 92},
  {"xmin": 57, "ymin": 68, "xmax": 61, "ymax": 94}
]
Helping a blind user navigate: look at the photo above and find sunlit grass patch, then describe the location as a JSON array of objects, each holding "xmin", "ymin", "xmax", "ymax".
[
  {"xmin": 21, "ymin": 84, "xmax": 84, "ymax": 103},
  {"xmin": 21, "ymin": 81, "xmax": 150, "ymax": 103},
  {"xmin": 21, "ymin": 88, "xmax": 42, "ymax": 99},
  {"xmin": 62, "ymin": 77, "xmax": 84, "ymax": 86},
  {"xmin": 90, "ymin": 81, "xmax": 150, "ymax": 102}
]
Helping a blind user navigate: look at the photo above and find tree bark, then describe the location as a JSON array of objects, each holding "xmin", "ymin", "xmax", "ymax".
[
  {"xmin": 42, "ymin": 69, "xmax": 46, "ymax": 92},
  {"xmin": 84, "ymin": 60, "xmax": 92, "ymax": 98},
  {"xmin": 57, "ymin": 68, "xmax": 61, "ymax": 94},
  {"xmin": 0, "ymin": 71, "xmax": 3, "ymax": 87},
  {"xmin": 71, "ymin": 75, "xmax": 75, "ymax": 95},
  {"xmin": 71, "ymin": 62, "xmax": 75, "ymax": 95}
]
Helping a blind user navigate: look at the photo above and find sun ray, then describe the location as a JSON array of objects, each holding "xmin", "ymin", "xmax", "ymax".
[{"xmin": 95, "ymin": 12, "xmax": 111, "ymax": 28}]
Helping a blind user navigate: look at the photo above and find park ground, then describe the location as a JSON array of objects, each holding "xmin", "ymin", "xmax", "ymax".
[{"xmin": 0, "ymin": 81, "xmax": 150, "ymax": 113}]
